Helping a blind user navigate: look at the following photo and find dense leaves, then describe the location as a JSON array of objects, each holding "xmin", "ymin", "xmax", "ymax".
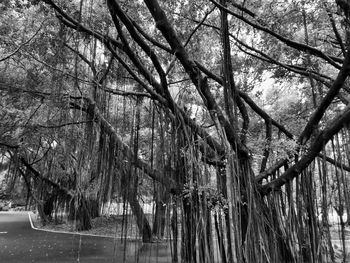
[{"xmin": 1, "ymin": 0, "xmax": 350, "ymax": 262}]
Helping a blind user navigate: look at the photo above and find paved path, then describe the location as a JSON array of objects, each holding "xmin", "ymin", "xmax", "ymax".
[
  {"xmin": 0, "ymin": 212, "xmax": 172, "ymax": 263},
  {"xmin": 2, "ymin": 212, "xmax": 349, "ymax": 262}
]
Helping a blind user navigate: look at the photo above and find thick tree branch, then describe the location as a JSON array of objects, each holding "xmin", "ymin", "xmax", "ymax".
[
  {"xmin": 43, "ymin": 0, "xmax": 122, "ymax": 49},
  {"xmin": 318, "ymin": 153, "xmax": 350, "ymax": 172},
  {"xmin": 166, "ymin": 6, "xmax": 216, "ymax": 75},
  {"xmin": 144, "ymin": 0, "xmax": 249, "ymax": 158},
  {"xmin": 106, "ymin": 12, "xmax": 168, "ymax": 99},
  {"xmin": 298, "ymin": 51, "xmax": 350, "ymax": 145},
  {"xmin": 261, "ymin": 104, "xmax": 350, "ymax": 195},
  {"xmin": 20, "ymin": 157, "xmax": 73, "ymax": 197},
  {"xmin": 232, "ymin": 35, "xmax": 334, "ymax": 86},
  {"xmin": 130, "ymin": 17, "xmax": 172, "ymax": 53},
  {"xmin": 36, "ymin": 121, "xmax": 92, "ymax": 129},
  {"xmin": 184, "ymin": 15, "xmax": 337, "ymax": 95},
  {"xmin": 194, "ymin": 63, "xmax": 295, "ymax": 139},
  {"xmin": 227, "ymin": 1, "xmax": 256, "ymax": 18},
  {"xmin": 107, "ymin": 0, "xmax": 168, "ymax": 89},
  {"xmin": 50, "ymin": 7, "xmax": 224, "ymax": 160},
  {"xmin": 70, "ymin": 97, "xmax": 177, "ymax": 189},
  {"xmin": 198, "ymin": 77, "xmax": 249, "ymax": 158},
  {"xmin": 96, "ymin": 85, "xmax": 153, "ymax": 98},
  {"xmin": 106, "ymin": 42, "xmax": 166, "ymax": 104},
  {"xmin": 325, "ymin": 5, "xmax": 346, "ymax": 57},
  {"xmin": 256, "ymin": 159, "xmax": 288, "ymax": 183}
]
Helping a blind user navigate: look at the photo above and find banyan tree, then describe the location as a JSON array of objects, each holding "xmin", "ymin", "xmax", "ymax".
[{"xmin": 1, "ymin": 0, "xmax": 350, "ymax": 262}]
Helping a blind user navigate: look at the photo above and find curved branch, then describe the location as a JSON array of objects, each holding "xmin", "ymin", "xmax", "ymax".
[
  {"xmin": 318, "ymin": 153, "xmax": 350, "ymax": 172},
  {"xmin": 107, "ymin": 0, "xmax": 167, "ymax": 89},
  {"xmin": 325, "ymin": 4, "xmax": 346, "ymax": 57},
  {"xmin": 20, "ymin": 157, "xmax": 73, "ymax": 197},
  {"xmin": 106, "ymin": 42, "xmax": 165, "ymax": 102},
  {"xmin": 130, "ymin": 17, "xmax": 172, "ymax": 53},
  {"xmin": 106, "ymin": 14, "xmax": 168, "ymax": 99},
  {"xmin": 195, "ymin": 62, "xmax": 295, "ymax": 139},
  {"xmin": 43, "ymin": 0, "xmax": 122, "ymax": 49},
  {"xmin": 144, "ymin": 0, "xmax": 249, "ymax": 157},
  {"xmin": 260, "ymin": 104, "xmax": 350, "ymax": 195},
  {"xmin": 71, "ymin": 97, "xmax": 177, "ymax": 190},
  {"xmin": 227, "ymin": 1, "xmax": 256, "ymax": 18},
  {"xmin": 36, "ymin": 121, "xmax": 92, "ymax": 129},
  {"xmin": 210, "ymin": 0, "xmax": 343, "ymax": 69},
  {"xmin": 256, "ymin": 159, "xmax": 288, "ymax": 183},
  {"xmin": 232, "ymin": 35, "xmax": 334, "ymax": 86},
  {"xmin": 187, "ymin": 17, "xmax": 343, "ymax": 106},
  {"xmin": 298, "ymin": 51, "xmax": 350, "ymax": 145},
  {"xmin": 97, "ymin": 86, "xmax": 152, "ymax": 99},
  {"xmin": 166, "ymin": 6, "xmax": 216, "ymax": 75}
]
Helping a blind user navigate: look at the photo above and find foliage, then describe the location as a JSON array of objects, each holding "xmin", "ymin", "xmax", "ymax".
[{"xmin": 1, "ymin": 0, "xmax": 350, "ymax": 262}]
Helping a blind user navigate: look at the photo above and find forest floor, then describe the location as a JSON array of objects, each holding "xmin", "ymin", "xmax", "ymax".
[
  {"xmin": 31, "ymin": 211, "xmax": 350, "ymax": 240},
  {"xmin": 31, "ymin": 213, "xmax": 144, "ymax": 239}
]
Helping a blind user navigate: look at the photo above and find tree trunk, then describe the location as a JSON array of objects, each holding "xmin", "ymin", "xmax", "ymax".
[
  {"xmin": 120, "ymin": 163, "xmax": 153, "ymax": 242},
  {"xmin": 87, "ymin": 198, "xmax": 100, "ymax": 219},
  {"xmin": 68, "ymin": 196, "xmax": 92, "ymax": 231},
  {"xmin": 182, "ymin": 196, "xmax": 197, "ymax": 263},
  {"xmin": 43, "ymin": 194, "xmax": 55, "ymax": 220},
  {"xmin": 128, "ymin": 194, "xmax": 152, "ymax": 242},
  {"xmin": 152, "ymin": 184, "xmax": 169, "ymax": 238}
]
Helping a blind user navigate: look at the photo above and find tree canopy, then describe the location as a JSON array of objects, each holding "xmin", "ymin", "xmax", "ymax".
[{"xmin": 1, "ymin": 0, "xmax": 350, "ymax": 262}]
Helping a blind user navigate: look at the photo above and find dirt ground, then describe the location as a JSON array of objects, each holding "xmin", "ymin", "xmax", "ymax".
[{"xmin": 31, "ymin": 213, "xmax": 142, "ymax": 239}]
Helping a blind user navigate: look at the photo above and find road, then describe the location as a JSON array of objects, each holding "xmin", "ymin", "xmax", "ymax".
[
  {"xmin": 0, "ymin": 212, "xmax": 172, "ymax": 263},
  {"xmin": 1, "ymin": 212, "xmax": 349, "ymax": 262}
]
